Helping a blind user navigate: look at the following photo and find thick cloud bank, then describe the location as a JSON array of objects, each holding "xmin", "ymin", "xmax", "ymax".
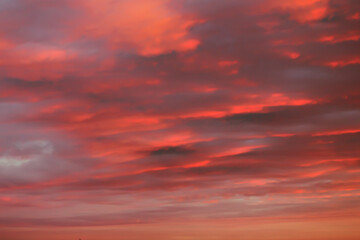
[{"xmin": 0, "ymin": 0, "xmax": 359, "ymax": 239}]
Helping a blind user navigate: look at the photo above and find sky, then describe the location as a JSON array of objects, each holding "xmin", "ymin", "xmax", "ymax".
[{"xmin": 0, "ymin": 0, "xmax": 359, "ymax": 239}]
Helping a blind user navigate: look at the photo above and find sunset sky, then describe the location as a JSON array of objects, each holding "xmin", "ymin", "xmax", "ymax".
[{"xmin": 0, "ymin": 0, "xmax": 360, "ymax": 240}]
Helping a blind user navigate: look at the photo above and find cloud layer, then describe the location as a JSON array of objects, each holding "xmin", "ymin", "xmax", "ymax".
[{"xmin": 0, "ymin": 0, "xmax": 359, "ymax": 239}]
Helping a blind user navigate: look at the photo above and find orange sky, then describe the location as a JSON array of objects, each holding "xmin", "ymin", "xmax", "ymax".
[{"xmin": 0, "ymin": 0, "xmax": 359, "ymax": 239}]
